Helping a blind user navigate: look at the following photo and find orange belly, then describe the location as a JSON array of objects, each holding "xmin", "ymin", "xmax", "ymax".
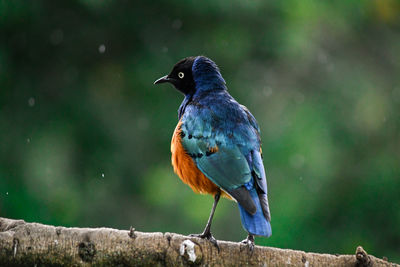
[{"xmin": 171, "ymin": 120, "xmax": 221, "ymax": 196}]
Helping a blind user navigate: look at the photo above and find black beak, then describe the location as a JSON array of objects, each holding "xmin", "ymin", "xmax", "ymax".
[{"xmin": 154, "ymin": 75, "xmax": 170, "ymax": 85}]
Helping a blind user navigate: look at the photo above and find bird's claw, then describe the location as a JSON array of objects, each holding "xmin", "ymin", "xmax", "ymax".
[
  {"xmin": 190, "ymin": 232, "xmax": 220, "ymax": 252},
  {"xmin": 241, "ymin": 235, "xmax": 255, "ymax": 253}
]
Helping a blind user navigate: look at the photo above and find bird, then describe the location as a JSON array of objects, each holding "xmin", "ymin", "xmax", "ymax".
[{"xmin": 154, "ymin": 56, "xmax": 271, "ymax": 250}]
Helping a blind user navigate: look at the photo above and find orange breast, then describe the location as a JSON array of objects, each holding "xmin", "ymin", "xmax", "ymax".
[{"xmin": 171, "ymin": 120, "xmax": 221, "ymax": 196}]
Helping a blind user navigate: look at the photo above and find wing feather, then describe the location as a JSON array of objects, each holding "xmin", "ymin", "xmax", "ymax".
[{"xmin": 179, "ymin": 98, "xmax": 268, "ymax": 217}]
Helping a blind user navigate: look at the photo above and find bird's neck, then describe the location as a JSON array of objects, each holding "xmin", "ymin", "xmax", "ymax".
[
  {"xmin": 192, "ymin": 56, "xmax": 226, "ymax": 93},
  {"xmin": 193, "ymin": 75, "xmax": 226, "ymax": 93}
]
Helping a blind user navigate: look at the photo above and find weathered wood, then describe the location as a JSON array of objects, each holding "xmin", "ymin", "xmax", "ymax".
[{"xmin": 0, "ymin": 217, "xmax": 398, "ymax": 266}]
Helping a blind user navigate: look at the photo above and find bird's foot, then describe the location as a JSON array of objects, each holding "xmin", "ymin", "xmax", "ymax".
[
  {"xmin": 190, "ymin": 231, "xmax": 219, "ymax": 252},
  {"xmin": 241, "ymin": 234, "xmax": 255, "ymax": 253}
]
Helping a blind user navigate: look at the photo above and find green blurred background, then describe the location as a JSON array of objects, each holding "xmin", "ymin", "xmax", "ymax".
[{"xmin": 1, "ymin": 0, "xmax": 399, "ymax": 262}]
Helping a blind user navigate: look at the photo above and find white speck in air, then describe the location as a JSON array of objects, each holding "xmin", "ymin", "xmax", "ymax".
[
  {"xmin": 28, "ymin": 97, "xmax": 35, "ymax": 107},
  {"xmin": 172, "ymin": 19, "xmax": 182, "ymax": 30},
  {"xmin": 263, "ymin": 87, "xmax": 273, "ymax": 97},
  {"xmin": 99, "ymin": 44, "xmax": 106, "ymax": 54}
]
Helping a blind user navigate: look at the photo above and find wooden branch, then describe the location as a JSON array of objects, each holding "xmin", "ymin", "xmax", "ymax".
[{"xmin": 0, "ymin": 217, "xmax": 397, "ymax": 266}]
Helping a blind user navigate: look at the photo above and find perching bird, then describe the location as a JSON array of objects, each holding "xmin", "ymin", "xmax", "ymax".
[{"xmin": 154, "ymin": 56, "xmax": 271, "ymax": 250}]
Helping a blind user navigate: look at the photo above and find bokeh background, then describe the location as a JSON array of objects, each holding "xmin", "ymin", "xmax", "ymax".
[{"xmin": 1, "ymin": 0, "xmax": 399, "ymax": 262}]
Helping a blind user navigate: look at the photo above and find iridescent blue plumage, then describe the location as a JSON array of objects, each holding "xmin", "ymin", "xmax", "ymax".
[{"xmin": 177, "ymin": 56, "xmax": 272, "ymax": 237}]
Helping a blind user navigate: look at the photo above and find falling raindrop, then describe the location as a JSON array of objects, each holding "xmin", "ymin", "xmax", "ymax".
[
  {"xmin": 101, "ymin": 173, "xmax": 105, "ymax": 178},
  {"xmin": 6, "ymin": 192, "xmax": 9, "ymax": 195},
  {"xmin": 172, "ymin": 19, "xmax": 182, "ymax": 30},
  {"xmin": 98, "ymin": 44, "xmax": 106, "ymax": 54},
  {"xmin": 263, "ymin": 87, "xmax": 273, "ymax": 97},
  {"xmin": 28, "ymin": 97, "xmax": 35, "ymax": 107}
]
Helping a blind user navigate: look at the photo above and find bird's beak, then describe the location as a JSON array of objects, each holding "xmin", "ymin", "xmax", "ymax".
[{"xmin": 154, "ymin": 75, "xmax": 170, "ymax": 85}]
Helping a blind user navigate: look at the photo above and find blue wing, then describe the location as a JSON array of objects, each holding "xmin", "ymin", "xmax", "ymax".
[
  {"xmin": 180, "ymin": 97, "xmax": 270, "ymax": 211},
  {"xmin": 178, "ymin": 92, "xmax": 271, "ymax": 236},
  {"xmin": 180, "ymin": 115, "xmax": 257, "ymax": 214}
]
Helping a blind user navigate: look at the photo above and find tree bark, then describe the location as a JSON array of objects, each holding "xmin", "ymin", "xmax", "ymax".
[{"xmin": 0, "ymin": 217, "xmax": 397, "ymax": 266}]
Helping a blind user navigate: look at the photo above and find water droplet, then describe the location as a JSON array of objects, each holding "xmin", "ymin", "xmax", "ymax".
[
  {"xmin": 6, "ymin": 192, "xmax": 9, "ymax": 195},
  {"xmin": 98, "ymin": 44, "xmax": 106, "ymax": 54},
  {"xmin": 263, "ymin": 87, "xmax": 273, "ymax": 97},
  {"xmin": 101, "ymin": 173, "xmax": 105, "ymax": 178},
  {"xmin": 172, "ymin": 19, "xmax": 182, "ymax": 30},
  {"xmin": 28, "ymin": 97, "xmax": 35, "ymax": 107}
]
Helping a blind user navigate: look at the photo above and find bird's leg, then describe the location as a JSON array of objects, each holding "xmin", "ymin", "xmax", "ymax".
[
  {"xmin": 241, "ymin": 233, "xmax": 255, "ymax": 252},
  {"xmin": 190, "ymin": 191, "xmax": 221, "ymax": 250}
]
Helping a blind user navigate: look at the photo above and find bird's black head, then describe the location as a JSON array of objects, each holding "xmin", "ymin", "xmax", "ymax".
[{"xmin": 154, "ymin": 56, "xmax": 196, "ymax": 95}]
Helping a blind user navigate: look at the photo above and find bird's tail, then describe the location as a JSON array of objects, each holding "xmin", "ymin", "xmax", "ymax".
[{"xmin": 238, "ymin": 188, "xmax": 272, "ymax": 237}]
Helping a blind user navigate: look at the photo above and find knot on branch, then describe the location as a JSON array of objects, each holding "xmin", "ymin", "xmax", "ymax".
[
  {"xmin": 78, "ymin": 241, "xmax": 96, "ymax": 262},
  {"xmin": 129, "ymin": 226, "xmax": 136, "ymax": 239},
  {"xmin": 12, "ymin": 238, "xmax": 19, "ymax": 258},
  {"xmin": 356, "ymin": 246, "xmax": 372, "ymax": 267},
  {"xmin": 301, "ymin": 255, "xmax": 310, "ymax": 267},
  {"xmin": 179, "ymin": 239, "xmax": 202, "ymax": 264}
]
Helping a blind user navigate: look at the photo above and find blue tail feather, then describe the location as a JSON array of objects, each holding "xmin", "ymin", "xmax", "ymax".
[{"xmin": 238, "ymin": 188, "xmax": 272, "ymax": 237}]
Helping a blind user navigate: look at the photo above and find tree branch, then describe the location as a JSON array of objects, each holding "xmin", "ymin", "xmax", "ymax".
[{"xmin": 0, "ymin": 217, "xmax": 397, "ymax": 266}]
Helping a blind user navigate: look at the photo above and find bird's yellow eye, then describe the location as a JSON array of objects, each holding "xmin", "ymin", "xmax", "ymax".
[{"xmin": 178, "ymin": 72, "xmax": 184, "ymax": 79}]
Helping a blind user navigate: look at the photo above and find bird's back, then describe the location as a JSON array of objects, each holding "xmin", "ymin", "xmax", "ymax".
[{"xmin": 181, "ymin": 90, "xmax": 261, "ymax": 154}]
